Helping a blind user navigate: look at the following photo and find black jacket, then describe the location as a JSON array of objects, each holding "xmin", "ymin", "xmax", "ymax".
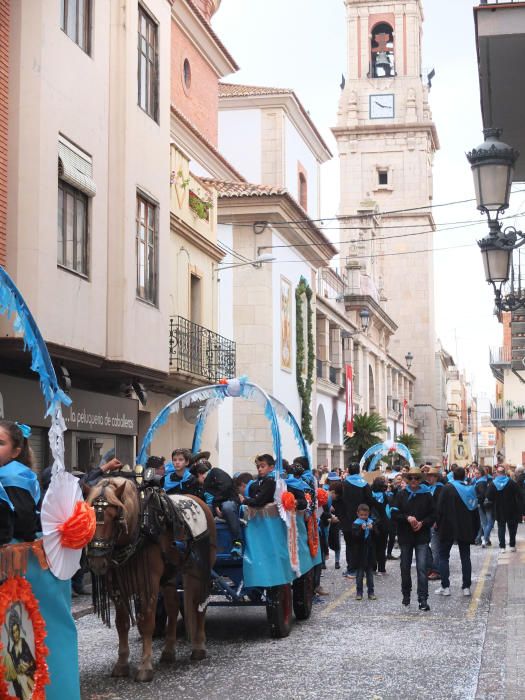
[
  {"xmin": 486, "ymin": 479, "xmax": 522, "ymax": 523},
  {"xmin": 436, "ymin": 483, "xmax": 480, "ymax": 544},
  {"xmin": 5, "ymin": 487, "xmax": 39, "ymax": 542},
  {"xmin": 203, "ymin": 468, "xmax": 237, "ymax": 507},
  {"xmin": 516, "ymin": 473, "xmax": 525, "ymax": 516},
  {"xmin": 475, "ymin": 478, "xmax": 491, "ymax": 513},
  {"xmin": 331, "ymin": 497, "xmax": 352, "ymax": 532},
  {"xmin": 244, "ymin": 476, "xmax": 276, "ymax": 508},
  {"xmin": 351, "ymin": 521, "xmax": 378, "ymax": 569},
  {"xmin": 392, "ymin": 489, "xmax": 435, "ymax": 545},
  {"xmin": 342, "ymin": 481, "xmax": 376, "ymax": 525}
]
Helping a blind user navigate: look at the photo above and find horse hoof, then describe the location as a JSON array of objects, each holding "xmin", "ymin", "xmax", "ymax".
[
  {"xmin": 160, "ymin": 649, "xmax": 176, "ymax": 664},
  {"xmin": 190, "ymin": 649, "xmax": 207, "ymax": 662},
  {"xmin": 135, "ymin": 669, "xmax": 154, "ymax": 683},
  {"xmin": 111, "ymin": 664, "xmax": 130, "ymax": 678}
]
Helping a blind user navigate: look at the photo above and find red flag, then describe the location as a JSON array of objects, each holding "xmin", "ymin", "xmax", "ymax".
[{"xmin": 345, "ymin": 365, "xmax": 354, "ymax": 436}]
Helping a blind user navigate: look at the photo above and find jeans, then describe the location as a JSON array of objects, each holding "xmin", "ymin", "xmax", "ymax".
[
  {"xmin": 439, "ymin": 540, "xmax": 471, "ymax": 590},
  {"xmin": 356, "ymin": 566, "xmax": 374, "ymax": 595},
  {"xmin": 220, "ymin": 500, "xmax": 241, "ymax": 541},
  {"xmin": 400, "ymin": 542, "xmax": 428, "ymax": 603},
  {"xmin": 428, "ymin": 527, "xmax": 440, "ymax": 572},
  {"xmin": 497, "ymin": 519, "xmax": 518, "ymax": 548},
  {"xmin": 479, "ymin": 507, "xmax": 494, "ymax": 542}
]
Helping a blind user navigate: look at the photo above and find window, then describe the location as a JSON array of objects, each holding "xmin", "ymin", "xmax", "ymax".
[
  {"xmin": 136, "ymin": 193, "xmax": 158, "ymax": 304},
  {"xmin": 138, "ymin": 5, "xmax": 159, "ymax": 121},
  {"xmin": 190, "ymin": 273, "xmax": 202, "ymax": 325},
  {"xmin": 378, "ymin": 170, "xmax": 388, "ymax": 186},
  {"xmin": 60, "ymin": 0, "xmax": 91, "ymax": 54},
  {"xmin": 298, "ymin": 171, "xmax": 308, "ymax": 211},
  {"xmin": 57, "ymin": 180, "xmax": 88, "ymax": 275},
  {"xmin": 371, "ymin": 23, "xmax": 395, "ymax": 78},
  {"xmin": 183, "ymin": 59, "xmax": 192, "ymax": 91}
]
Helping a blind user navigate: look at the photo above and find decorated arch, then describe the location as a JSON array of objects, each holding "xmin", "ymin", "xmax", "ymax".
[{"xmin": 359, "ymin": 440, "xmax": 415, "ymax": 472}]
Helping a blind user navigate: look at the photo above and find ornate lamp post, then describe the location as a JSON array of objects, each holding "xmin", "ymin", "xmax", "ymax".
[{"xmin": 467, "ymin": 128, "xmax": 524, "ymax": 312}]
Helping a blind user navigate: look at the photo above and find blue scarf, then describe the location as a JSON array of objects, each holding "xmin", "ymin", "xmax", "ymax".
[
  {"xmin": 447, "ymin": 471, "xmax": 455, "ymax": 483},
  {"xmin": 165, "ymin": 467, "xmax": 192, "ymax": 492},
  {"xmin": 286, "ymin": 474, "xmax": 308, "ymax": 492},
  {"xmin": 345, "ymin": 474, "xmax": 367, "ymax": 488},
  {"xmin": 354, "ymin": 517, "xmax": 374, "ymax": 539},
  {"xmin": 429, "ymin": 482, "xmax": 444, "ymax": 496},
  {"xmin": 0, "ymin": 483, "xmax": 13, "ymax": 511},
  {"xmin": 0, "ymin": 461, "xmax": 40, "ymax": 504},
  {"xmin": 372, "ymin": 490, "xmax": 385, "ymax": 503},
  {"xmin": 406, "ymin": 483, "xmax": 432, "ymax": 500},
  {"xmin": 301, "ymin": 470, "xmax": 315, "ymax": 488},
  {"xmin": 493, "ymin": 475, "xmax": 510, "ymax": 491},
  {"xmin": 450, "ymin": 480, "xmax": 478, "ymax": 511},
  {"xmin": 244, "ymin": 480, "xmax": 255, "ymax": 498},
  {"xmin": 474, "ymin": 475, "xmax": 487, "ymax": 485}
]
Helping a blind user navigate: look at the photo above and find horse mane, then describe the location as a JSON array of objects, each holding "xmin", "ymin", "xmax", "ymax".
[{"xmin": 88, "ymin": 477, "xmax": 139, "ymax": 532}]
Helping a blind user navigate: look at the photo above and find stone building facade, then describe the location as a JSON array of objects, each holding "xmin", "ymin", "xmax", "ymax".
[{"xmin": 0, "ymin": 0, "xmax": 8, "ymax": 267}]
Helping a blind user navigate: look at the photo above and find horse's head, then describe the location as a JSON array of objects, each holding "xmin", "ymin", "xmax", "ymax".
[{"xmin": 86, "ymin": 478, "xmax": 137, "ymax": 576}]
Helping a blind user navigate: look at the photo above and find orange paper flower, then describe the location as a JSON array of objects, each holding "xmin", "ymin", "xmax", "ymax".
[
  {"xmin": 58, "ymin": 500, "xmax": 96, "ymax": 549},
  {"xmin": 281, "ymin": 491, "xmax": 297, "ymax": 512},
  {"xmin": 0, "ymin": 576, "xmax": 50, "ymax": 700},
  {"xmin": 317, "ymin": 488, "xmax": 329, "ymax": 507}
]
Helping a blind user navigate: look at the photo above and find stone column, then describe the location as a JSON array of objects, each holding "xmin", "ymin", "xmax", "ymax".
[
  {"xmin": 362, "ymin": 346, "xmax": 369, "ymax": 413},
  {"xmin": 317, "ymin": 315, "xmax": 330, "ymax": 380}
]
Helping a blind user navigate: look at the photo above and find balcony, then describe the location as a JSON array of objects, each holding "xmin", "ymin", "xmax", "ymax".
[
  {"xmin": 169, "ymin": 316, "xmax": 236, "ymax": 383},
  {"xmin": 474, "ymin": 1, "xmax": 525, "ymax": 180},
  {"xmin": 490, "ymin": 402, "xmax": 525, "ymax": 429},
  {"xmin": 489, "ymin": 346, "xmax": 512, "ymax": 382}
]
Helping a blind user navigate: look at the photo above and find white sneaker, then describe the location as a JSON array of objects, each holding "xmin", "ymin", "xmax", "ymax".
[
  {"xmin": 499, "ymin": 547, "xmax": 506, "ymax": 552},
  {"xmin": 510, "ymin": 547, "xmax": 517, "ymax": 552},
  {"xmin": 481, "ymin": 538, "xmax": 486, "ymax": 548},
  {"xmin": 463, "ymin": 588, "xmax": 471, "ymax": 597},
  {"xmin": 435, "ymin": 587, "xmax": 451, "ymax": 596}
]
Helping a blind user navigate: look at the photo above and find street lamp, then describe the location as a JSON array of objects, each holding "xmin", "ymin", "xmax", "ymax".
[
  {"xmin": 466, "ymin": 128, "xmax": 524, "ymax": 312},
  {"xmin": 405, "ymin": 351, "xmax": 413, "ymax": 370},
  {"xmin": 341, "ymin": 308, "xmax": 370, "ymax": 349}
]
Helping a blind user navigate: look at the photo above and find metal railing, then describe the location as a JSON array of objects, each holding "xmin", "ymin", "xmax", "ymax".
[
  {"xmin": 480, "ymin": 1, "xmax": 524, "ymax": 4},
  {"xmin": 489, "ymin": 346, "xmax": 512, "ymax": 364},
  {"xmin": 169, "ymin": 316, "xmax": 236, "ymax": 382},
  {"xmin": 491, "ymin": 403, "xmax": 525, "ymax": 422}
]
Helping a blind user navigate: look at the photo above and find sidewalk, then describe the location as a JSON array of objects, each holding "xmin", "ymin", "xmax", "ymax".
[{"xmin": 476, "ymin": 529, "xmax": 525, "ymax": 699}]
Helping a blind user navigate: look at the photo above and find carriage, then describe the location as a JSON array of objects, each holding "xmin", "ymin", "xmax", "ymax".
[{"xmin": 137, "ymin": 377, "xmax": 321, "ymax": 638}]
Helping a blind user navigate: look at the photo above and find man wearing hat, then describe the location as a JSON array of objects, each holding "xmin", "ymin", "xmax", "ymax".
[{"xmin": 392, "ymin": 467, "xmax": 436, "ymax": 611}]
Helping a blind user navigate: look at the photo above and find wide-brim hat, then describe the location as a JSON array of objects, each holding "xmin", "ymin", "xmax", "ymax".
[
  {"xmin": 404, "ymin": 468, "xmax": 423, "ymax": 479},
  {"xmin": 428, "ymin": 468, "xmax": 441, "ymax": 476},
  {"xmin": 189, "ymin": 451, "xmax": 211, "ymax": 465}
]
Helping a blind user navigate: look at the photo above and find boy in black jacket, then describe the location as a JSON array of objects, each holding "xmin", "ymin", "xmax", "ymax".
[
  {"xmin": 352, "ymin": 504, "xmax": 377, "ymax": 601},
  {"xmin": 240, "ymin": 454, "xmax": 276, "ymax": 507}
]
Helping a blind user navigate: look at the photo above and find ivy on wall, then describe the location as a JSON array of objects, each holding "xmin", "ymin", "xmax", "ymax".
[{"xmin": 295, "ymin": 276, "xmax": 315, "ymax": 443}]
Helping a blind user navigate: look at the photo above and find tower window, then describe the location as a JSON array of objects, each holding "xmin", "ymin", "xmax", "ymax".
[
  {"xmin": 378, "ymin": 170, "xmax": 388, "ymax": 186},
  {"xmin": 298, "ymin": 168, "xmax": 308, "ymax": 211},
  {"xmin": 371, "ymin": 23, "xmax": 395, "ymax": 78}
]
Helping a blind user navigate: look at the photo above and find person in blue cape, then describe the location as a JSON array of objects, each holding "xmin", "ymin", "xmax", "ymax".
[
  {"xmin": 342, "ymin": 464, "xmax": 376, "ymax": 578},
  {"xmin": 327, "ymin": 473, "xmax": 342, "ymax": 570},
  {"xmin": 473, "ymin": 465, "xmax": 494, "ymax": 547},
  {"xmin": 370, "ymin": 476, "xmax": 391, "ymax": 575},
  {"xmin": 425, "ymin": 468, "xmax": 445, "ymax": 581},
  {"xmin": 0, "ymin": 419, "xmax": 80, "ymax": 700},
  {"xmin": 0, "ymin": 420, "xmax": 40, "ymax": 543},
  {"xmin": 392, "ymin": 467, "xmax": 435, "ymax": 611},
  {"xmin": 164, "ymin": 448, "xmax": 202, "ymax": 497},
  {"xmin": 239, "ymin": 454, "xmax": 276, "ymax": 508},
  {"xmin": 284, "ymin": 460, "xmax": 309, "ymax": 510},
  {"xmin": 485, "ymin": 465, "xmax": 522, "ymax": 552},
  {"xmin": 351, "ymin": 503, "xmax": 378, "ymax": 601},
  {"xmin": 435, "ymin": 466, "xmax": 480, "ymax": 598}
]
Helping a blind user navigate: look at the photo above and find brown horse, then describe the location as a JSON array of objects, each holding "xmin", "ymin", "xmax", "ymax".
[{"xmin": 85, "ymin": 477, "xmax": 216, "ymax": 682}]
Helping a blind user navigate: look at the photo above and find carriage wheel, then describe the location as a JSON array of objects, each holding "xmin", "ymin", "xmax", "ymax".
[
  {"xmin": 266, "ymin": 584, "xmax": 292, "ymax": 638},
  {"xmin": 292, "ymin": 569, "xmax": 314, "ymax": 620}
]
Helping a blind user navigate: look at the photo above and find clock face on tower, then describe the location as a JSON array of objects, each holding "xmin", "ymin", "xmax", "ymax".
[{"xmin": 369, "ymin": 94, "xmax": 395, "ymax": 120}]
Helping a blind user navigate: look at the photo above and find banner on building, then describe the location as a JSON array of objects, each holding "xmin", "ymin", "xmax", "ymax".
[{"xmin": 345, "ymin": 365, "xmax": 353, "ymax": 436}]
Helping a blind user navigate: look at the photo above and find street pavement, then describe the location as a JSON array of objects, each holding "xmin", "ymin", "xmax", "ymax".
[{"xmin": 78, "ymin": 531, "xmax": 525, "ymax": 700}]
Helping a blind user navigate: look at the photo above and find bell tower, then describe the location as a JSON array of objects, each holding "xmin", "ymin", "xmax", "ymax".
[{"xmin": 333, "ymin": 0, "xmax": 441, "ymax": 461}]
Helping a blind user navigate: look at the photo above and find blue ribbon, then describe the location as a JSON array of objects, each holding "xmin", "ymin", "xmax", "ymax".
[
  {"xmin": 372, "ymin": 490, "xmax": 385, "ymax": 503},
  {"xmin": 354, "ymin": 517, "xmax": 374, "ymax": 539},
  {"xmin": 15, "ymin": 422, "xmax": 32, "ymax": 439}
]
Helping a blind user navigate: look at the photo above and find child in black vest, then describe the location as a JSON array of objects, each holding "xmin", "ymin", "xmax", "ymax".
[{"xmin": 352, "ymin": 503, "xmax": 377, "ymax": 601}]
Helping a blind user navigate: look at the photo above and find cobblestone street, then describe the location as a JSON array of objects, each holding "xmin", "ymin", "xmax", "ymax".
[{"xmin": 78, "ymin": 531, "xmax": 525, "ymax": 700}]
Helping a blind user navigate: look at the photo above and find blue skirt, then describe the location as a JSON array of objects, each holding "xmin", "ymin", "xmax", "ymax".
[{"xmin": 243, "ymin": 510, "xmax": 295, "ymax": 588}]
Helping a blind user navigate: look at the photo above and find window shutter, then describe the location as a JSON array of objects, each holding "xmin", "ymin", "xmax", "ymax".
[{"xmin": 58, "ymin": 137, "xmax": 96, "ymax": 197}]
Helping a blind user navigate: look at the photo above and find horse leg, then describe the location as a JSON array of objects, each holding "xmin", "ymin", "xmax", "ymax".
[
  {"xmin": 135, "ymin": 573, "xmax": 160, "ymax": 682},
  {"xmin": 160, "ymin": 584, "xmax": 179, "ymax": 664},
  {"xmin": 184, "ymin": 575, "xmax": 208, "ymax": 661},
  {"xmin": 111, "ymin": 600, "xmax": 131, "ymax": 678}
]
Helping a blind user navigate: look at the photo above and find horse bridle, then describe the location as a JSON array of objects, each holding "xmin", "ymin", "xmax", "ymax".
[{"xmin": 88, "ymin": 484, "xmax": 127, "ymax": 559}]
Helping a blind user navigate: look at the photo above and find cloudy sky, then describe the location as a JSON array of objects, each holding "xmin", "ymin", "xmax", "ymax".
[{"xmin": 214, "ymin": 0, "xmax": 518, "ymax": 408}]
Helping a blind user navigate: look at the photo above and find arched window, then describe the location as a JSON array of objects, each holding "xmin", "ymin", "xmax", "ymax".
[
  {"xmin": 298, "ymin": 171, "xmax": 308, "ymax": 211},
  {"xmin": 371, "ymin": 23, "xmax": 395, "ymax": 78},
  {"xmin": 317, "ymin": 405, "xmax": 327, "ymax": 444}
]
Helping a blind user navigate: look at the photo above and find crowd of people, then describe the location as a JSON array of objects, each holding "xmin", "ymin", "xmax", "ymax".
[{"xmin": 316, "ymin": 460, "xmax": 525, "ymax": 610}]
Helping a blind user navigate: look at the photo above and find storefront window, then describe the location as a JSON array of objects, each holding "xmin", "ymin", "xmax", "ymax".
[{"xmin": 75, "ymin": 433, "xmax": 116, "ymax": 472}]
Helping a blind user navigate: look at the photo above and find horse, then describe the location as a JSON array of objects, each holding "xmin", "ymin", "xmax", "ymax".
[{"xmin": 85, "ymin": 477, "xmax": 216, "ymax": 682}]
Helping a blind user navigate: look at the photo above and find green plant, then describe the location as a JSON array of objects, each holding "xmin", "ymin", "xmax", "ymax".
[
  {"xmin": 170, "ymin": 169, "xmax": 190, "ymax": 188},
  {"xmin": 344, "ymin": 412, "xmax": 386, "ymax": 460},
  {"xmin": 397, "ymin": 432, "xmax": 422, "ymax": 462},
  {"xmin": 295, "ymin": 277, "xmax": 314, "ymax": 443},
  {"xmin": 189, "ymin": 191, "xmax": 213, "ymax": 220}
]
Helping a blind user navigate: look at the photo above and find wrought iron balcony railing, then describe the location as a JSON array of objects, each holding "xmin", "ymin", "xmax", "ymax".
[{"xmin": 169, "ymin": 316, "xmax": 236, "ymax": 383}]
